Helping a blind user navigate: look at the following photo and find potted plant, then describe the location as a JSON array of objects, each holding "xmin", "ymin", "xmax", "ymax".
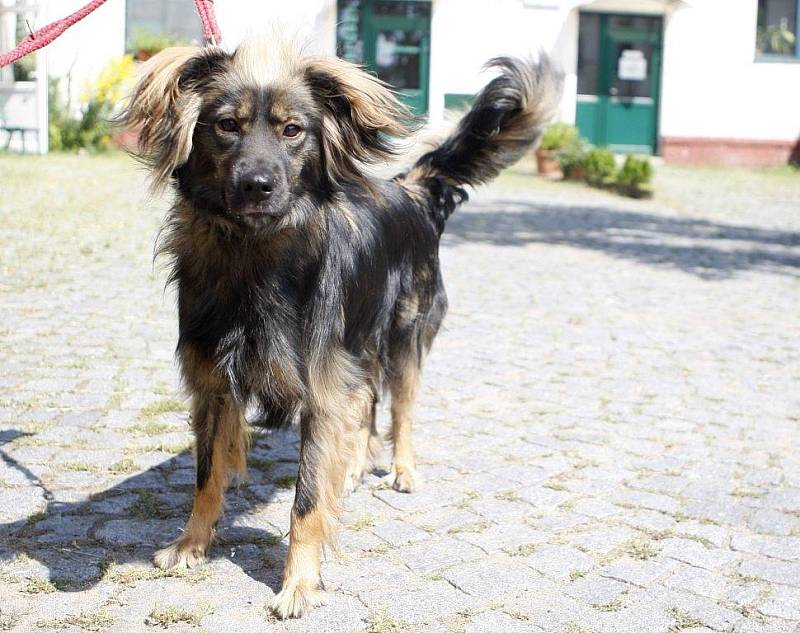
[
  {"xmin": 616, "ymin": 155, "xmax": 654, "ymax": 198},
  {"xmin": 537, "ymin": 123, "xmax": 578, "ymax": 178},
  {"xmin": 583, "ymin": 147, "xmax": 617, "ymax": 188},
  {"xmin": 129, "ymin": 30, "xmax": 188, "ymax": 62},
  {"xmin": 556, "ymin": 137, "xmax": 590, "ymax": 181}
]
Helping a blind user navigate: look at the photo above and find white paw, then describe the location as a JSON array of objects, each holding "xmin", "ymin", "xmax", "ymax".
[
  {"xmin": 390, "ymin": 465, "xmax": 418, "ymax": 493},
  {"xmin": 271, "ymin": 581, "xmax": 328, "ymax": 619},
  {"xmin": 153, "ymin": 539, "xmax": 207, "ymax": 569},
  {"xmin": 342, "ymin": 463, "xmax": 367, "ymax": 496}
]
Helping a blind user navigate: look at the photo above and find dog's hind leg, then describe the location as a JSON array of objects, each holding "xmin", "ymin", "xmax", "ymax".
[
  {"xmin": 154, "ymin": 394, "xmax": 247, "ymax": 569},
  {"xmin": 389, "ymin": 358, "xmax": 420, "ymax": 493},
  {"xmin": 343, "ymin": 397, "xmax": 382, "ymax": 494}
]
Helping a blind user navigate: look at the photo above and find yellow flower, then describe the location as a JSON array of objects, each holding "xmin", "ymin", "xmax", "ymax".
[{"xmin": 81, "ymin": 54, "xmax": 137, "ymax": 106}]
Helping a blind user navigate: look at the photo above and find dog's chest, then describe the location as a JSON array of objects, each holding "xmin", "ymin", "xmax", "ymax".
[{"xmin": 177, "ymin": 273, "xmax": 306, "ymax": 402}]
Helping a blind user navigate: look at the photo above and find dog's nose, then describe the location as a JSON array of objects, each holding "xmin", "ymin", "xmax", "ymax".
[{"xmin": 240, "ymin": 172, "xmax": 275, "ymax": 203}]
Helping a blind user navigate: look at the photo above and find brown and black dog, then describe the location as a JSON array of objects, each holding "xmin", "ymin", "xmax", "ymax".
[{"xmin": 120, "ymin": 38, "xmax": 561, "ymax": 618}]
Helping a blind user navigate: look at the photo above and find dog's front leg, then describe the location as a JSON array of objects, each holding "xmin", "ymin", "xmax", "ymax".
[
  {"xmin": 272, "ymin": 384, "xmax": 369, "ymax": 619},
  {"xmin": 155, "ymin": 393, "xmax": 247, "ymax": 569},
  {"xmin": 271, "ymin": 413, "xmax": 334, "ymax": 619}
]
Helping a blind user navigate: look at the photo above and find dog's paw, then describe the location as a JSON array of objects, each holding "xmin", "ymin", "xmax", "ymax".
[
  {"xmin": 154, "ymin": 539, "xmax": 207, "ymax": 569},
  {"xmin": 343, "ymin": 467, "xmax": 366, "ymax": 496},
  {"xmin": 391, "ymin": 465, "xmax": 417, "ymax": 493},
  {"xmin": 271, "ymin": 581, "xmax": 328, "ymax": 619}
]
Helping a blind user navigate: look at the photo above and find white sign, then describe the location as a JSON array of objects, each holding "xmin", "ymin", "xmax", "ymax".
[{"xmin": 617, "ymin": 49, "xmax": 648, "ymax": 81}]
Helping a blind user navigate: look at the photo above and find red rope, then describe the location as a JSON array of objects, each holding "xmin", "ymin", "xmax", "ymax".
[
  {"xmin": 194, "ymin": 0, "xmax": 222, "ymax": 45},
  {"xmin": 0, "ymin": 0, "xmax": 222, "ymax": 70},
  {"xmin": 0, "ymin": 0, "xmax": 110, "ymax": 69}
]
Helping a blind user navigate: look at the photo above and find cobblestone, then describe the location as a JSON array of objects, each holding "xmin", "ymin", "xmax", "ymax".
[{"xmin": 1, "ymin": 156, "xmax": 799, "ymax": 631}]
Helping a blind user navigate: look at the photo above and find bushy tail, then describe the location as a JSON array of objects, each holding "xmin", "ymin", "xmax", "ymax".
[{"xmin": 402, "ymin": 56, "xmax": 563, "ymax": 230}]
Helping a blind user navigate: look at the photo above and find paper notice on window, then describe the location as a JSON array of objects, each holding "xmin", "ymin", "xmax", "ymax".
[
  {"xmin": 376, "ymin": 34, "xmax": 397, "ymax": 67},
  {"xmin": 618, "ymin": 49, "xmax": 648, "ymax": 81}
]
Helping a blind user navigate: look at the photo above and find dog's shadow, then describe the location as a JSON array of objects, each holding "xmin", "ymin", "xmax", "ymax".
[{"xmin": 0, "ymin": 427, "xmax": 308, "ymax": 596}]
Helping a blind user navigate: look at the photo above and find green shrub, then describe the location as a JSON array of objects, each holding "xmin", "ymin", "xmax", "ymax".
[
  {"xmin": 539, "ymin": 123, "xmax": 579, "ymax": 152},
  {"xmin": 128, "ymin": 30, "xmax": 189, "ymax": 61},
  {"xmin": 617, "ymin": 155, "xmax": 652, "ymax": 187},
  {"xmin": 49, "ymin": 82, "xmax": 110, "ymax": 152},
  {"xmin": 48, "ymin": 55, "xmax": 135, "ymax": 152},
  {"xmin": 616, "ymin": 155, "xmax": 653, "ymax": 197},
  {"xmin": 556, "ymin": 137, "xmax": 590, "ymax": 179},
  {"xmin": 583, "ymin": 148, "xmax": 617, "ymax": 186}
]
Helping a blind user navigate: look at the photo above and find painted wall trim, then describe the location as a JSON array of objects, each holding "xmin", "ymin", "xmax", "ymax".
[{"xmin": 662, "ymin": 136, "xmax": 800, "ymax": 167}]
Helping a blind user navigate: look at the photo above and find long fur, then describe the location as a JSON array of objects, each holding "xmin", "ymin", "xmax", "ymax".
[
  {"xmin": 404, "ymin": 55, "xmax": 562, "ymax": 229},
  {"xmin": 119, "ymin": 39, "xmax": 562, "ymax": 619}
]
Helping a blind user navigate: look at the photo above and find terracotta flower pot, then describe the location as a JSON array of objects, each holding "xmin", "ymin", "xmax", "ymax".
[{"xmin": 536, "ymin": 149, "xmax": 562, "ymax": 179}]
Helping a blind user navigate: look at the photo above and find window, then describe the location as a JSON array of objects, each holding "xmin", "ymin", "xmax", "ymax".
[
  {"xmin": 756, "ymin": 0, "xmax": 800, "ymax": 58},
  {"xmin": 125, "ymin": 0, "xmax": 202, "ymax": 59},
  {"xmin": 337, "ymin": 0, "xmax": 365, "ymax": 63},
  {"xmin": 577, "ymin": 13, "xmax": 600, "ymax": 95}
]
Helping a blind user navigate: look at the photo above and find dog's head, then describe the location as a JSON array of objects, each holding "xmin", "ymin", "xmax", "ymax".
[{"xmin": 120, "ymin": 39, "xmax": 410, "ymax": 230}]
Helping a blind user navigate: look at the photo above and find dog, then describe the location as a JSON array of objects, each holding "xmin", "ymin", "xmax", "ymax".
[{"xmin": 120, "ymin": 38, "xmax": 561, "ymax": 619}]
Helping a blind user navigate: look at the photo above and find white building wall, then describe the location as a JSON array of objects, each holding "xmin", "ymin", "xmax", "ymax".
[
  {"xmin": 41, "ymin": 0, "xmax": 126, "ymax": 111},
  {"xmin": 429, "ymin": 0, "xmax": 577, "ymax": 124},
  {"xmin": 661, "ymin": 0, "xmax": 800, "ymax": 142},
  {"xmin": 215, "ymin": 0, "xmax": 336, "ymax": 56},
  {"xmin": 23, "ymin": 0, "xmax": 800, "ymax": 151}
]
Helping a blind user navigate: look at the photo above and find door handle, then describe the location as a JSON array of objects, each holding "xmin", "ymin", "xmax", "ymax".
[{"xmin": 609, "ymin": 87, "xmax": 618, "ymax": 96}]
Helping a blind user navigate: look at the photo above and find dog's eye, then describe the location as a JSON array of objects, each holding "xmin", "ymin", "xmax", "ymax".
[
  {"xmin": 283, "ymin": 124, "xmax": 302, "ymax": 138},
  {"xmin": 218, "ymin": 118, "xmax": 239, "ymax": 133}
]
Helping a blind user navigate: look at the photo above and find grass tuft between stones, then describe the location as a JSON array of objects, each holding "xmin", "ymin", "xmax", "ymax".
[
  {"xmin": 37, "ymin": 608, "xmax": 114, "ymax": 632},
  {"xmin": 667, "ymin": 607, "xmax": 705, "ymax": 631},
  {"xmin": 145, "ymin": 604, "xmax": 210, "ymax": 628}
]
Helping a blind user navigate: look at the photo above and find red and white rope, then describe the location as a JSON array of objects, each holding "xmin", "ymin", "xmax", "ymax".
[{"xmin": 0, "ymin": 0, "xmax": 222, "ymax": 70}]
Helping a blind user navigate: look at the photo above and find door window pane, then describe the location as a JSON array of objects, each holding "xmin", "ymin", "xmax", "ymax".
[
  {"xmin": 607, "ymin": 15, "xmax": 660, "ymax": 100},
  {"xmin": 577, "ymin": 13, "xmax": 600, "ymax": 95},
  {"xmin": 373, "ymin": 1, "xmax": 431, "ymax": 19},
  {"xmin": 374, "ymin": 30, "xmax": 421, "ymax": 89},
  {"xmin": 610, "ymin": 43, "xmax": 654, "ymax": 99},
  {"xmin": 757, "ymin": 0, "xmax": 797, "ymax": 56},
  {"xmin": 608, "ymin": 14, "xmax": 661, "ymax": 35},
  {"xmin": 337, "ymin": 0, "xmax": 365, "ymax": 63}
]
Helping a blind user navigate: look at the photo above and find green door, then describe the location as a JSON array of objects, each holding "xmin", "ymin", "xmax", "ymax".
[
  {"xmin": 362, "ymin": 0, "xmax": 431, "ymax": 115},
  {"xmin": 576, "ymin": 12, "xmax": 663, "ymax": 154}
]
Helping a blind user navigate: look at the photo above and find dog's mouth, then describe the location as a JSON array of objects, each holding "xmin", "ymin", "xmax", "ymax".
[{"xmin": 222, "ymin": 191, "xmax": 288, "ymax": 224}]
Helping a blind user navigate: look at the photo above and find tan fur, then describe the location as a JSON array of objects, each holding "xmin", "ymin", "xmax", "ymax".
[
  {"xmin": 305, "ymin": 350, "xmax": 372, "ymax": 535},
  {"xmin": 389, "ymin": 360, "xmax": 421, "ymax": 493},
  {"xmin": 154, "ymin": 395, "xmax": 246, "ymax": 569},
  {"xmin": 301, "ymin": 55, "xmax": 412, "ymax": 186},
  {"xmin": 272, "ymin": 507, "xmax": 329, "ymax": 619},
  {"xmin": 344, "ymin": 405, "xmax": 382, "ymax": 494},
  {"xmin": 231, "ymin": 36, "xmax": 299, "ymax": 87},
  {"xmin": 271, "ymin": 352, "xmax": 373, "ymax": 618},
  {"xmin": 120, "ymin": 46, "xmax": 212, "ymax": 192}
]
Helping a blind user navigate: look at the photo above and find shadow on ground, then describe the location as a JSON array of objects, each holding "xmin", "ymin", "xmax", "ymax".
[
  {"xmin": 448, "ymin": 200, "xmax": 800, "ymax": 279},
  {"xmin": 0, "ymin": 427, "xmax": 294, "ymax": 595}
]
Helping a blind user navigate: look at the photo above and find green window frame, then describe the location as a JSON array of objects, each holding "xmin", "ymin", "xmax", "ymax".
[{"xmin": 756, "ymin": 0, "xmax": 800, "ymax": 61}]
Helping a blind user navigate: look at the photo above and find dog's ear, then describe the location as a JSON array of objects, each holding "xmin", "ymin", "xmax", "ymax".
[
  {"xmin": 303, "ymin": 56, "xmax": 413, "ymax": 186},
  {"xmin": 120, "ymin": 46, "xmax": 229, "ymax": 192}
]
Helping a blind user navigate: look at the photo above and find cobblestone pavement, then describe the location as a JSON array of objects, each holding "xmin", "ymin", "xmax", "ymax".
[{"xmin": 1, "ymin": 155, "xmax": 799, "ymax": 633}]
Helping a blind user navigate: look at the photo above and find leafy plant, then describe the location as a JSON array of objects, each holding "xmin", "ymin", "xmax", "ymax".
[
  {"xmin": 583, "ymin": 148, "xmax": 617, "ymax": 186},
  {"xmin": 757, "ymin": 19, "xmax": 796, "ymax": 55},
  {"xmin": 49, "ymin": 55, "xmax": 136, "ymax": 152},
  {"xmin": 128, "ymin": 29, "xmax": 188, "ymax": 61},
  {"xmin": 539, "ymin": 123, "xmax": 579, "ymax": 152},
  {"xmin": 616, "ymin": 155, "xmax": 653, "ymax": 197},
  {"xmin": 557, "ymin": 137, "xmax": 590, "ymax": 179}
]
